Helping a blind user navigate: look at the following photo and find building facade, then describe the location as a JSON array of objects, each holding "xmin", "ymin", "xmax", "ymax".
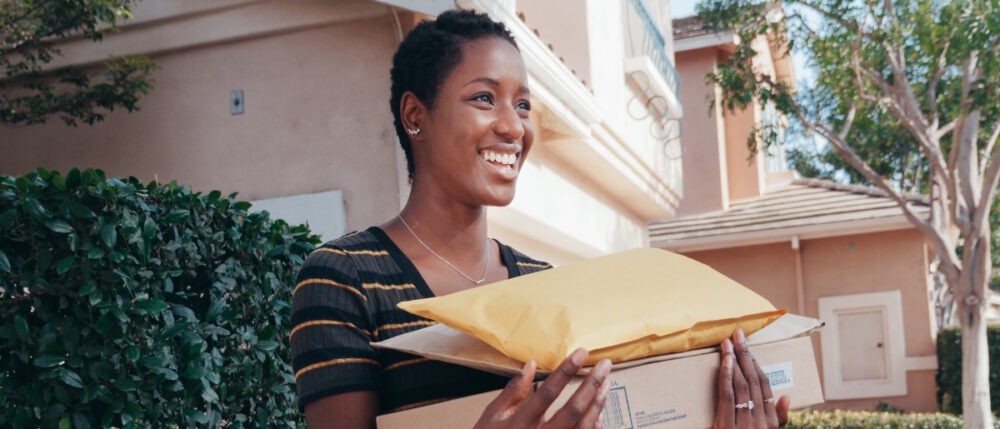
[
  {"xmin": 652, "ymin": 13, "xmax": 939, "ymax": 412},
  {"xmin": 1, "ymin": 0, "xmax": 684, "ymax": 266}
]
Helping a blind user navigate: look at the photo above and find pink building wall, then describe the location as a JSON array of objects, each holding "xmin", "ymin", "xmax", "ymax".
[
  {"xmin": 674, "ymin": 48, "xmax": 727, "ymax": 215},
  {"xmin": 685, "ymin": 229, "xmax": 937, "ymax": 412},
  {"xmin": 1, "ymin": 17, "xmax": 404, "ymax": 233}
]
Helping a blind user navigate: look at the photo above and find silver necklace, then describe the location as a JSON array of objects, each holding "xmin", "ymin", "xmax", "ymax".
[{"xmin": 397, "ymin": 215, "xmax": 489, "ymax": 285}]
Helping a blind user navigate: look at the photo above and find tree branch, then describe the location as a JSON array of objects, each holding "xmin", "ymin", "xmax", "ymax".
[
  {"xmin": 927, "ymin": 32, "xmax": 955, "ymax": 129},
  {"xmin": 974, "ymin": 118, "xmax": 1000, "ymax": 241},
  {"xmin": 981, "ymin": 118, "xmax": 1000, "ymax": 178},
  {"xmin": 795, "ymin": 0, "xmax": 864, "ymax": 35},
  {"xmin": 793, "ymin": 107, "xmax": 960, "ymax": 271},
  {"xmin": 954, "ymin": 110, "xmax": 982, "ymax": 236}
]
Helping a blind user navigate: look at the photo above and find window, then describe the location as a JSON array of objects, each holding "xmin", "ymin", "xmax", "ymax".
[
  {"xmin": 817, "ymin": 290, "xmax": 907, "ymax": 399},
  {"xmin": 251, "ymin": 190, "xmax": 345, "ymax": 242}
]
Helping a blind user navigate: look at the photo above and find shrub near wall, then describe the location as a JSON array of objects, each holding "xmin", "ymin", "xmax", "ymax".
[
  {"xmin": 786, "ymin": 409, "xmax": 965, "ymax": 428},
  {"xmin": 0, "ymin": 168, "xmax": 317, "ymax": 428},
  {"xmin": 936, "ymin": 325, "xmax": 1000, "ymax": 416}
]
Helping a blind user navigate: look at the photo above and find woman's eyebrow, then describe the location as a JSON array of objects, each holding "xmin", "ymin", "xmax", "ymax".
[{"xmin": 464, "ymin": 77, "xmax": 531, "ymax": 95}]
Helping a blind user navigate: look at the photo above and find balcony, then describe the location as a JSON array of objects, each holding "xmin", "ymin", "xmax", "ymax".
[{"xmin": 623, "ymin": 0, "xmax": 682, "ymax": 120}]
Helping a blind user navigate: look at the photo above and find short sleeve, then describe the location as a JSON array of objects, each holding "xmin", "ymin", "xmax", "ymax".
[{"xmin": 290, "ymin": 244, "xmax": 381, "ymax": 411}]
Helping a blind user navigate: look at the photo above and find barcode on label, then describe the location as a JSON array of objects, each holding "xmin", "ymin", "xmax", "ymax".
[{"xmin": 602, "ymin": 386, "xmax": 634, "ymax": 429}]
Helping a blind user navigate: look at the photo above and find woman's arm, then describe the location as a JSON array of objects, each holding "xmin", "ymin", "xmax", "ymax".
[{"xmin": 305, "ymin": 391, "xmax": 379, "ymax": 429}]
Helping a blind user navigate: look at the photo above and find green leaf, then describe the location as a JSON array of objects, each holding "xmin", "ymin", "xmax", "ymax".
[
  {"xmin": 123, "ymin": 401, "xmax": 144, "ymax": 420},
  {"xmin": 164, "ymin": 208, "xmax": 190, "ymax": 224},
  {"xmin": 0, "ymin": 249, "xmax": 11, "ymax": 273},
  {"xmin": 254, "ymin": 340, "xmax": 279, "ymax": 352},
  {"xmin": 265, "ymin": 245, "xmax": 286, "ymax": 258},
  {"xmin": 56, "ymin": 256, "xmax": 75, "ymax": 275},
  {"xmin": 0, "ymin": 209, "xmax": 16, "ymax": 229},
  {"xmin": 78, "ymin": 281, "xmax": 96, "ymax": 296},
  {"xmin": 14, "ymin": 176, "xmax": 29, "ymax": 192},
  {"xmin": 201, "ymin": 386, "xmax": 219, "ymax": 404},
  {"xmin": 114, "ymin": 378, "xmax": 138, "ymax": 392},
  {"xmin": 94, "ymin": 312, "xmax": 121, "ymax": 336},
  {"xmin": 24, "ymin": 197, "xmax": 48, "ymax": 221},
  {"xmin": 138, "ymin": 355, "xmax": 165, "ymax": 370},
  {"xmin": 124, "ymin": 346, "xmax": 140, "ymax": 362},
  {"xmin": 66, "ymin": 168, "xmax": 81, "ymax": 189},
  {"xmin": 158, "ymin": 368, "xmax": 178, "ymax": 381},
  {"xmin": 99, "ymin": 222, "xmax": 117, "ymax": 248},
  {"xmin": 33, "ymin": 354, "xmax": 65, "ymax": 368},
  {"xmin": 13, "ymin": 315, "xmax": 29, "ymax": 341},
  {"xmin": 45, "ymin": 219, "xmax": 73, "ymax": 233},
  {"xmin": 234, "ymin": 201, "xmax": 252, "ymax": 211},
  {"xmin": 59, "ymin": 418, "xmax": 72, "ymax": 429},
  {"xmin": 60, "ymin": 368, "xmax": 84, "ymax": 388},
  {"xmin": 86, "ymin": 247, "xmax": 105, "ymax": 259},
  {"xmin": 133, "ymin": 298, "xmax": 169, "ymax": 313},
  {"xmin": 68, "ymin": 202, "xmax": 96, "ymax": 219},
  {"xmin": 182, "ymin": 366, "xmax": 207, "ymax": 379}
]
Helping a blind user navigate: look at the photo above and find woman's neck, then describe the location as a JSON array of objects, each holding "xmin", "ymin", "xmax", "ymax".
[{"xmin": 396, "ymin": 197, "xmax": 488, "ymax": 252}]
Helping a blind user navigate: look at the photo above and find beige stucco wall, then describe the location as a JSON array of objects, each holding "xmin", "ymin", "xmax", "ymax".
[
  {"xmin": 684, "ymin": 229, "xmax": 938, "ymax": 412},
  {"xmin": 674, "ymin": 47, "xmax": 727, "ymax": 216},
  {"xmin": 1, "ymin": 16, "xmax": 403, "ymax": 234},
  {"xmin": 723, "ymin": 99, "xmax": 762, "ymax": 202}
]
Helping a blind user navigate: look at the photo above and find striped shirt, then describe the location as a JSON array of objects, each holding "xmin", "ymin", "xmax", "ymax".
[{"xmin": 290, "ymin": 226, "xmax": 552, "ymax": 414}]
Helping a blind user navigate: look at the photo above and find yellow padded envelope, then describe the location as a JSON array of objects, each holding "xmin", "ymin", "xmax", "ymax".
[{"xmin": 399, "ymin": 248, "xmax": 787, "ymax": 371}]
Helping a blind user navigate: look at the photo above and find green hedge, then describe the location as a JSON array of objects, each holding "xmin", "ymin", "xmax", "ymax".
[
  {"xmin": 0, "ymin": 168, "xmax": 318, "ymax": 428},
  {"xmin": 936, "ymin": 324, "xmax": 1000, "ymax": 416},
  {"xmin": 786, "ymin": 409, "xmax": 964, "ymax": 428}
]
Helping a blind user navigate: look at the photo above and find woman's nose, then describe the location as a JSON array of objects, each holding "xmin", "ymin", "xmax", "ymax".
[{"xmin": 493, "ymin": 105, "xmax": 525, "ymax": 141}]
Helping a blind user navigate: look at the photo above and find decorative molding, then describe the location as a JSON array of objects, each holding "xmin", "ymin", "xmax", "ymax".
[{"xmin": 904, "ymin": 355, "xmax": 938, "ymax": 372}]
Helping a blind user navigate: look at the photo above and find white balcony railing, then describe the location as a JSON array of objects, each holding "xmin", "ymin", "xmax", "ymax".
[{"xmin": 624, "ymin": 0, "xmax": 680, "ymax": 99}]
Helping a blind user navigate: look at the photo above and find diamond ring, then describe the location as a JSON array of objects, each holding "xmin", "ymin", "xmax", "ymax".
[{"xmin": 736, "ymin": 400, "xmax": 754, "ymax": 410}]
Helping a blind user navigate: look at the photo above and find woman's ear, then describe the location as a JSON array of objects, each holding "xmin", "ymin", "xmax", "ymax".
[{"xmin": 400, "ymin": 91, "xmax": 426, "ymax": 138}]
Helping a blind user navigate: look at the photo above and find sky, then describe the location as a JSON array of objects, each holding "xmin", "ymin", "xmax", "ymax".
[{"xmin": 669, "ymin": 0, "xmax": 699, "ymax": 18}]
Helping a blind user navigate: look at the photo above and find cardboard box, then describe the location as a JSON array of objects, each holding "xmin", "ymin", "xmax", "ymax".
[{"xmin": 376, "ymin": 331, "xmax": 824, "ymax": 429}]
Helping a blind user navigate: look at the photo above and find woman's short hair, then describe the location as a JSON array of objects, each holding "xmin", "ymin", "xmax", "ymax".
[{"xmin": 389, "ymin": 9, "xmax": 518, "ymax": 181}]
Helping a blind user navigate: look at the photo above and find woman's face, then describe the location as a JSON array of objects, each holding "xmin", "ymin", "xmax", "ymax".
[{"xmin": 412, "ymin": 36, "xmax": 534, "ymax": 207}]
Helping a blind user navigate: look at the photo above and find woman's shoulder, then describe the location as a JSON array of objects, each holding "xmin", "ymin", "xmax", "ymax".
[
  {"xmin": 298, "ymin": 227, "xmax": 388, "ymax": 277},
  {"xmin": 499, "ymin": 243, "xmax": 553, "ymax": 276}
]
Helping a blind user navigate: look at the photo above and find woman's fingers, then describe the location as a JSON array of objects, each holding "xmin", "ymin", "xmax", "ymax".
[
  {"xmin": 511, "ymin": 348, "xmax": 589, "ymax": 425},
  {"xmin": 731, "ymin": 346, "xmax": 753, "ymax": 427},
  {"xmin": 733, "ymin": 329, "xmax": 766, "ymax": 427},
  {"xmin": 476, "ymin": 359, "xmax": 537, "ymax": 426},
  {"xmin": 544, "ymin": 358, "xmax": 612, "ymax": 428},
  {"xmin": 776, "ymin": 395, "xmax": 791, "ymax": 427},
  {"xmin": 713, "ymin": 338, "xmax": 737, "ymax": 429},
  {"xmin": 750, "ymin": 348, "xmax": 780, "ymax": 428}
]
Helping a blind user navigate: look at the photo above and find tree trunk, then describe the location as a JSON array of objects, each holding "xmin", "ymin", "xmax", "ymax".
[{"xmin": 960, "ymin": 264, "xmax": 993, "ymax": 428}]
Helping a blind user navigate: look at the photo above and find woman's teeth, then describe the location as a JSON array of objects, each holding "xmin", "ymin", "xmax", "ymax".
[{"xmin": 483, "ymin": 151, "xmax": 516, "ymax": 166}]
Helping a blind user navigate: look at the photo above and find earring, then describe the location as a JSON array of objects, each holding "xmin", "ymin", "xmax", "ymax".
[{"xmin": 407, "ymin": 128, "xmax": 420, "ymax": 136}]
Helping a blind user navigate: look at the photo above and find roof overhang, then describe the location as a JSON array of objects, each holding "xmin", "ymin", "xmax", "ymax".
[
  {"xmin": 652, "ymin": 215, "xmax": 921, "ymax": 253},
  {"xmin": 674, "ymin": 31, "xmax": 738, "ymax": 53}
]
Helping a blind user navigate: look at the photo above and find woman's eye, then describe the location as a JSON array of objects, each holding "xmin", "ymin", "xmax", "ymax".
[
  {"xmin": 516, "ymin": 100, "xmax": 531, "ymax": 112},
  {"xmin": 472, "ymin": 93, "xmax": 494, "ymax": 104}
]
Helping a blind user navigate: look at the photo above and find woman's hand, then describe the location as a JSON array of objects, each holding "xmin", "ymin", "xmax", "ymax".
[
  {"xmin": 713, "ymin": 329, "xmax": 791, "ymax": 429},
  {"xmin": 474, "ymin": 348, "xmax": 612, "ymax": 429}
]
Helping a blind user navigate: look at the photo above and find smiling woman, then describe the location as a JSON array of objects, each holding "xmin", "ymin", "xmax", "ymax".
[
  {"xmin": 290, "ymin": 10, "xmax": 612, "ymax": 429},
  {"xmin": 289, "ymin": 8, "xmax": 787, "ymax": 429}
]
